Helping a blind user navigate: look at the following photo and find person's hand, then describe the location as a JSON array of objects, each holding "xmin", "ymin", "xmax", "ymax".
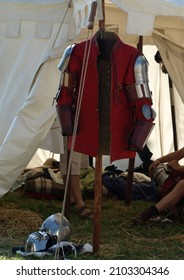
[
  {"xmin": 148, "ymin": 159, "xmax": 160, "ymax": 177},
  {"xmin": 167, "ymin": 160, "xmax": 181, "ymax": 171}
]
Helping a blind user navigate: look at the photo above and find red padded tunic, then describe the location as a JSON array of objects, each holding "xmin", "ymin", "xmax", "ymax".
[{"xmin": 58, "ymin": 32, "xmax": 152, "ymax": 162}]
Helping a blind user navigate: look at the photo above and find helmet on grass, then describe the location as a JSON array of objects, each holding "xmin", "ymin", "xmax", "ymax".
[
  {"xmin": 25, "ymin": 213, "xmax": 71, "ymax": 253},
  {"xmin": 25, "ymin": 231, "xmax": 52, "ymax": 253},
  {"xmin": 40, "ymin": 213, "xmax": 71, "ymax": 243}
]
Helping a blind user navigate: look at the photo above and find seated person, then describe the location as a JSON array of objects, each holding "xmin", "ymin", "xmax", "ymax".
[
  {"xmin": 132, "ymin": 147, "xmax": 184, "ymax": 225},
  {"xmin": 60, "ymin": 137, "xmax": 93, "ymax": 219}
]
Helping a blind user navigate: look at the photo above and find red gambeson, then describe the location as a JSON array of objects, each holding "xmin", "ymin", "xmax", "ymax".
[{"xmin": 57, "ymin": 32, "xmax": 153, "ymax": 162}]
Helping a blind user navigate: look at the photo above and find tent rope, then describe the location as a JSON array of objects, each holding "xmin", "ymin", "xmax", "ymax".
[
  {"xmin": 52, "ymin": 0, "xmax": 72, "ymax": 49},
  {"xmin": 54, "ymin": 24, "xmax": 95, "ymax": 262},
  {"xmin": 54, "ymin": 1, "xmax": 98, "ymax": 260}
]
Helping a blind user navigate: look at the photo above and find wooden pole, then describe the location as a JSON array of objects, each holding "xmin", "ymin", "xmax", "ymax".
[
  {"xmin": 125, "ymin": 157, "xmax": 135, "ymax": 205},
  {"xmin": 93, "ymin": 153, "xmax": 103, "ymax": 254},
  {"xmin": 125, "ymin": 36, "xmax": 143, "ymax": 205},
  {"xmin": 137, "ymin": 36, "xmax": 143, "ymax": 52},
  {"xmin": 63, "ymin": 146, "xmax": 71, "ymax": 221},
  {"xmin": 168, "ymin": 76, "xmax": 178, "ymax": 151},
  {"xmin": 99, "ymin": 0, "xmax": 105, "ymax": 29},
  {"xmin": 91, "ymin": 0, "xmax": 105, "ymax": 254}
]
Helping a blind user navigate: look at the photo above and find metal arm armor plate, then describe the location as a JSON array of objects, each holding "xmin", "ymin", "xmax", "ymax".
[
  {"xmin": 57, "ymin": 43, "xmax": 76, "ymax": 73},
  {"xmin": 55, "ymin": 44, "xmax": 76, "ymax": 136},
  {"xmin": 125, "ymin": 55, "xmax": 152, "ymax": 102},
  {"xmin": 134, "ymin": 55, "xmax": 152, "ymax": 100},
  {"xmin": 127, "ymin": 55, "xmax": 156, "ymax": 151}
]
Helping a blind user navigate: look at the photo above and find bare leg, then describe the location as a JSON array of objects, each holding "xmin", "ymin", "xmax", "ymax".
[
  {"xmin": 62, "ymin": 174, "xmax": 84, "ymax": 208},
  {"xmin": 132, "ymin": 179, "xmax": 184, "ymax": 225},
  {"xmin": 63, "ymin": 174, "xmax": 93, "ymax": 219},
  {"xmin": 155, "ymin": 180, "xmax": 184, "ymax": 212}
]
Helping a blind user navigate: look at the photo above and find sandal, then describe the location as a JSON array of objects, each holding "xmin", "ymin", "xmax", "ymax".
[{"xmin": 78, "ymin": 205, "xmax": 93, "ymax": 219}]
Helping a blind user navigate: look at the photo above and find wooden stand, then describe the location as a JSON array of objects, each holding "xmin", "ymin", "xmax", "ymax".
[
  {"xmin": 63, "ymin": 147, "xmax": 71, "ymax": 221},
  {"xmin": 93, "ymin": 153, "xmax": 103, "ymax": 254},
  {"xmin": 92, "ymin": 154, "xmax": 135, "ymax": 253}
]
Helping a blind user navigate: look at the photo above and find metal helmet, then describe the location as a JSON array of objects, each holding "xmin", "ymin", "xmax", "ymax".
[
  {"xmin": 39, "ymin": 213, "xmax": 71, "ymax": 242},
  {"xmin": 25, "ymin": 231, "xmax": 53, "ymax": 253}
]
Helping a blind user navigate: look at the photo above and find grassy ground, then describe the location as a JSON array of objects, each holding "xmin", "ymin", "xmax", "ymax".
[{"xmin": 0, "ymin": 188, "xmax": 184, "ymax": 260}]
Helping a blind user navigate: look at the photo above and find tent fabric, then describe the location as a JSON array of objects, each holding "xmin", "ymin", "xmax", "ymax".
[
  {"xmin": 111, "ymin": 0, "xmax": 184, "ymax": 35},
  {"xmin": 0, "ymin": 1, "xmax": 78, "ymax": 197},
  {"xmin": 0, "ymin": 0, "xmax": 184, "ymax": 198},
  {"xmin": 141, "ymin": 45, "xmax": 174, "ymax": 159},
  {"xmin": 153, "ymin": 31, "xmax": 184, "ymax": 102}
]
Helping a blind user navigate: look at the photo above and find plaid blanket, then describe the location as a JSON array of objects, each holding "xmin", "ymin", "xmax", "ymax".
[{"xmin": 24, "ymin": 177, "xmax": 65, "ymax": 200}]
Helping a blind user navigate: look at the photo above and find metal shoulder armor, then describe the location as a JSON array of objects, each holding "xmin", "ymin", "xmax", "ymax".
[
  {"xmin": 134, "ymin": 55, "xmax": 152, "ymax": 99},
  {"xmin": 58, "ymin": 43, "xmax": 76, "ymax": 73}
]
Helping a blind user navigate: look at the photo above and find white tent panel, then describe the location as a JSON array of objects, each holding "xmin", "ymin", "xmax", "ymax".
[
  {"xmin": 143, "ymin": 45, "xmax": 174, "ymax": 159},
  {"xmin": 153, "ymin": 31, "xmax": 184, "ymax": 102},
  {"xmin": 173, "ymin": 87, "xmax": 184, "ymax": 154},
  {"xmin": 0, "ymin": 1, "xmax": 79, "ymax": 197},
  {"xmin": 26, "ymin": 148, "xmax": 60, "ymax": 169},
  {"xmin": 0, "ymin": 0, "xmax": 184, "ymax": 198},
  {"xmin": 110, "ymin": 0, "xmax": 184, "ymax": 35},
  {"xmin": 0, "ymin": 60, "xmax": 59, "ymax": 191}
]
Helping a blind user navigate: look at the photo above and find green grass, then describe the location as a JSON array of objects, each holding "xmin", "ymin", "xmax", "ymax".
[{"xmin": 0, "ymin": 188, "xmax": 184, "ymax": 260}]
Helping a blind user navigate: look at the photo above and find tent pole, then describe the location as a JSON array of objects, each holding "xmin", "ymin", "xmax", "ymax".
[
  {"xmin": 125, "ymin": 157, "xmax": 135, "ymax": 205},
  {"xmin": 125, "ymin": 36, "xmax": 143, "ymax": 205},
  {"xmin": 93, "ymin": 153, "xmax": 102, "ymax": 254},
  {"xmin": 168, "ymin": 76, "xmax": 178, "ymax": 151}
]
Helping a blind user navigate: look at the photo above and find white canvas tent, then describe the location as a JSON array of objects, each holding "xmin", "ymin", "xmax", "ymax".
[{"xmin": 0, "ymin": 0, "xmax": 184, "ymax": 198}]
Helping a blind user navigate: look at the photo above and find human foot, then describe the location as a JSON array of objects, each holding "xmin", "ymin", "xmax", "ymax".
[{"xmin": 78, "ymin": 205, "xmax": 93, "ymax": 219}]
